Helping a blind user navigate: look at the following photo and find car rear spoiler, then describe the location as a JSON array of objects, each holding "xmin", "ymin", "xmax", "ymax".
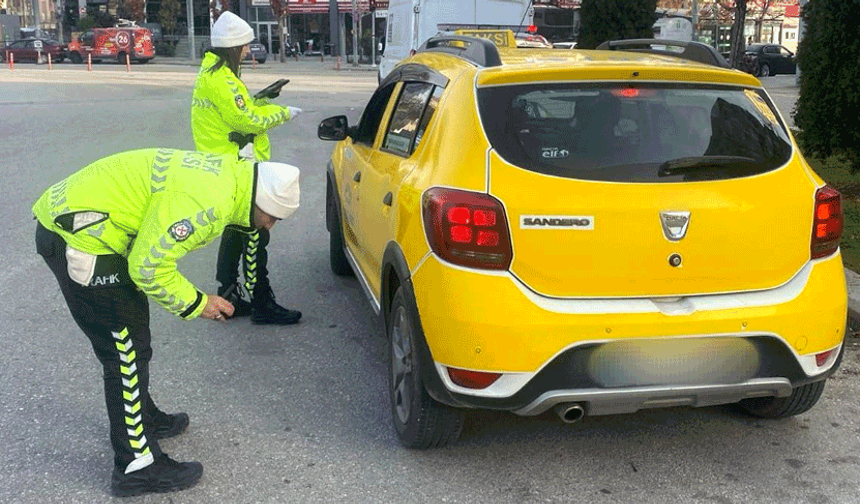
[
  {"xmin": 596, "ymin": 39, "xmax": 732, "ymax": 69},
  {"xmin": 417, "ymin": 35, "xmax": 502, "ymax": 69}
]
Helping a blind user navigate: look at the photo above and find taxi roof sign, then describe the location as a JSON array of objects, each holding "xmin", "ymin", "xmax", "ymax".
[{"xmin": 452, "ymin": 29, "xmax": 517, "ymax": 48}]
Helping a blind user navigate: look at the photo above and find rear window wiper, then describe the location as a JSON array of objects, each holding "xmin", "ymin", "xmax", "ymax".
[{"xmin": 658, "ymin": 156, "xmax": 759, "ymax": 177}]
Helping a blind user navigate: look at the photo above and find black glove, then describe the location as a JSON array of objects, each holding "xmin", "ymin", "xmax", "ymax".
[{"xmin": 228, "ymin": 132, "xmax": 256, "ymax": 148}]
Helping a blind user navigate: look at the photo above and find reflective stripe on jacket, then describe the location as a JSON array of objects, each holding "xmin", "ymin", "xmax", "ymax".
[
  {"xmin": 191, "ymin": 52, "xmax": 292, "ymax": 161},
  {"xmin": 32, "ymin": 148, "xmax": 256, "ymax": 320}
]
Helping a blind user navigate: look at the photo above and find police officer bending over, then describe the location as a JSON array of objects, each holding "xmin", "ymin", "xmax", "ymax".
[{"xmin": 32, "ymin": 148, "xmax": 300, "ymax": 497}]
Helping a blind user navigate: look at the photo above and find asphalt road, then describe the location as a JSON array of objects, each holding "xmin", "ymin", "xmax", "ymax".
[{"xmin": 1, "ymin": 64, "xmax": 858, "ymax": 504}]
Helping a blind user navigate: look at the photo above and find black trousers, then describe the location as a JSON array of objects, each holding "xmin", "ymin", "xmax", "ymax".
[
  {"xmin": 216, "ymin": 226, "xmax": 270, "ymax": 298},
  {"xmin": 35, "ymin": 223, "xmax": 163, "ymax": 472}
]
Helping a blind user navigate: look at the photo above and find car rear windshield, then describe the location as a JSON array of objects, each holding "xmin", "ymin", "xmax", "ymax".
[{"xmin": 478, "ymin": 83, "xmax": 793, "ymax": 182}]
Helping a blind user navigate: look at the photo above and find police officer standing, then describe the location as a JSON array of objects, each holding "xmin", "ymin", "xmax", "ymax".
[
  {"xmin": 191, "ymin": 11, "xmax": 303, "ymax": 325},
  {"xmin": 33, "ymin": 149, "xmax": 300, "ymax": 496}
]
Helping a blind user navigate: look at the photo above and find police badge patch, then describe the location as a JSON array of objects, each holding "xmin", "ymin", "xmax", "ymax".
[
  {"xmin": 234, "ymin": 94, "xmax": 246, "ymax": 110},
  {"xmin": 168, "ymin": 219, "xmax": 194, "ymax": 241}
]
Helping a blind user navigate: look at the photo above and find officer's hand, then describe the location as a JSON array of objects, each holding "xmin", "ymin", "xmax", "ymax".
[
  {"xmin": 287, "ymin": 106, "xmax": 303, "ymax": 120},
  {"xmin": 202, "ymin": 295, "xmax": 235, "ymax": 322}
]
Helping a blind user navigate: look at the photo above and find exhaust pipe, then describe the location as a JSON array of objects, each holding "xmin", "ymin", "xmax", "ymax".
[{"xmin": 553, "ymin": 403, "xmax": 585, "ymax": 424}]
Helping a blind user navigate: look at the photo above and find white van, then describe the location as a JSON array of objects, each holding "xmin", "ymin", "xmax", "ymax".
[
  {"xmin": 379, "ymin": 0, "xmax": 534, "ymax": 81},
  {"xmin": 653, "ymin": 16, "xmax": 693, "ymax": 42}
]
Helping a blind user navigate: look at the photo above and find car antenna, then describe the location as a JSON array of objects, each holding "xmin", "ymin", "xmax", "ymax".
[{"xmin": 514, "ymin": 0, "xmax": 535, "ymax": 38}]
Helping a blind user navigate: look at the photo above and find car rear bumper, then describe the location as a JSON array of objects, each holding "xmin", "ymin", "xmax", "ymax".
[{"xmin": 411, "ymin": 252, "xmax": 847, "ymax": 413}]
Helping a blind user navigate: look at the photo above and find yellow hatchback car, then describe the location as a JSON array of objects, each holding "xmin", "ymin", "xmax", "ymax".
[{"xmin": 318, "ymin": 36, "xmax": 847, "ymax": 449}]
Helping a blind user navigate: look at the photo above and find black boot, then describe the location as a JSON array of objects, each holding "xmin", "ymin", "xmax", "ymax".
[
  {"xmin": 251, "ymin": 286, "xmax": 302, "ymax": 325},
  {"xmin": 217, "ymin": 282, "xmax": 252, "ymax": 318},
  {"xmin": 111, "ymin": 454, "xmax": 203, "ymax": 497},
  {"xmin": 150, "ymin": 411, "xmax": 189, "ymax": 440}
]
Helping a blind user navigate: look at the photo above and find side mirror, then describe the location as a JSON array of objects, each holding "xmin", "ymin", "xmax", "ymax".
[{"xmin": 318, "ymin": 115, "xmax": 349, "ymax": 141}]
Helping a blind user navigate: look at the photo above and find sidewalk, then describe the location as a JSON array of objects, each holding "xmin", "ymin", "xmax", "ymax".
[{"xmin": 155, "ymin": 53, "xmax": 380, "ymax": 75}]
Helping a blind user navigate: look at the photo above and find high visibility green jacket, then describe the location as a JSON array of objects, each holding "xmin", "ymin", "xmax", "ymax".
[
  {"xmin": 191, "ymin": 52, "xmax": 292, "ymax": 161},
  {"xmin": 32, "ymin": 148, "xmax": 257, "ymax": 320}
]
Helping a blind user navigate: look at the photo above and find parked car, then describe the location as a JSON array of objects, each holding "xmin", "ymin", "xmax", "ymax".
[
  {"xmin": 318, "ymin": 35, "xmax": 846, "ymax": 448},
  {"xmin": 515, "ymin": 32, "xmax": 552, "ymax": 48},
  {"xmin": 245, "ymin": 38, "xmax": 267, "ymax": 64},
  {"xmin": 744, "ymin": 43, "xmax": 796, "ymax": 77},
  {"xmin": 1, "ymin": 38, "xmax": 66, "ymax": 63}
]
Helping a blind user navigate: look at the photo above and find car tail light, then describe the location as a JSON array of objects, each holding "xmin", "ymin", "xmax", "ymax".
[
  {"xmin": 422, "ymin": 188, "xmax": 513, "ymax": 270},
  {"xmin": 447, "ymin": 367, "xmax": 502, "ymax": 389},
  {"xmin": 811, "ymin": 186, "xmax": 843, "ymax": 259}
]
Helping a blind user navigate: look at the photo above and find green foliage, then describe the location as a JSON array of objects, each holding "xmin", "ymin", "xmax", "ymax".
[
  {"xmin": 155, "ymin": 41, "xmax": 176, "ymax": 56},
  {"xmin": 94, "ymin": 10, "xmax": 117, "ymax": 28},
  {"xmin": 578, "ymin": 0, "xmax": 657, "ymax": 50},
  {"xmin": 159, "ymin": 0, "xmax": 181, "ymax": 36},
  {"xmin": 794, "ymin": 0, "xmax": 860, "ymax": 173},
  {"xmin": 77, "ymin": 15, "xmax": 96, "ymax": 32}
]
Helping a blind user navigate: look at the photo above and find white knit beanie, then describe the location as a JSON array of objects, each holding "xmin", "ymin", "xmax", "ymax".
[
  {"xmin": 211, "ymin": 11, "xmax": 254, "ymax": 48},
  {"xmin": 256, "ymin": 162, "xmax": 301, "ymax": 220}
]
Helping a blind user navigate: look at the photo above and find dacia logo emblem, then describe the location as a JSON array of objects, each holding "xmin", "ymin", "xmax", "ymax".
[{"xmin": 659, "ymin": 211, "xmax": 690, "ymax": 241}]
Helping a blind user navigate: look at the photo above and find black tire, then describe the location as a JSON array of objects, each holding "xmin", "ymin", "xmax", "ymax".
[
  {"xmin": 328, "ymin": 184, "xmax": 353, "ymax": 277},
  {"xmin": 759, "ymin": 63, "xmax": 771, "ymax": 77},
  {"xmin": 739, "ymin": 380, "xmax": 826, "ymax": 418},
  {"xmin": 70, "ymin": 52, "xmax": 82, "ymax": 64},
  {"xmin": 137, "ymin": 58, "xmax": 150, "ymax": 64},
  {"xmin": 388, "ymin": 287, "xmax": 464, "ymax": 449}
]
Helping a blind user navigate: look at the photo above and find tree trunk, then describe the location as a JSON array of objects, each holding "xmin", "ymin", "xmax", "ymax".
[
  {"xmin": 279, "ymin": 16, "xmax": 286, "ymax": 63},
  {"xmin": 730, "ymin": 0, "xmax": 747, "ymax": 69}
]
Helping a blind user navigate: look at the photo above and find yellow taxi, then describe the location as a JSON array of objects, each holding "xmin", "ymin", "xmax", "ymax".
[{"xmin": 317, "ymin": 34, "xmax": 847, "ymax": 449}]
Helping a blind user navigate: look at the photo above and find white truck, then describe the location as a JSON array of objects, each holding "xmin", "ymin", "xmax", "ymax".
[{"xmin": 379, "ymin": 0, "xmax": 534, "ymax": 81}]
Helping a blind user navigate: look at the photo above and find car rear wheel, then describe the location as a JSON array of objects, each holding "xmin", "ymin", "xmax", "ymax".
[
  {"xmin": 69, "ymin": 52, "xmax": 82, "ymax": 64},
  {"xmin": 739, "ymin": 380, "xmax": 826, "ymax": 418},
  {"xmin": 388, "ymin": 287, "xmax": 465, "ymax": 449},
  {"xmin": 759, "ymin": 63, "xmax": 771, "ymax": 77}
]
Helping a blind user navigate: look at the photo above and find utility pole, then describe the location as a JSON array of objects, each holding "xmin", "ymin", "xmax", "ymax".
[
  {"xmin": 371, "ymin": 4, "xmax": 376, "ymax": 67},
  {"xmin": 351, "ymin": 0, "xmax": 359, "ymax": 66},
  {"xmin": 187, "ymin": 0, "xmax": 196, "ymax": 60},
  {"xmin": 329, "ymin": 0, "xmax": 339, "ymax": 59},
  {"xmin": 691, "ymin": 0, "xmax": 698, "ymax": 41},
  {"xmin": 31, "ymin": 0, "xmax": 41, "ymax": 33},
  {"xmin": 796, "ymin": 0, "xmax": 807, "ymax": 84}
]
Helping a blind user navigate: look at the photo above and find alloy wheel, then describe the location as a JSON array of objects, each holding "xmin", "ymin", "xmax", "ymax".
[{"xmin": 390, "ymin": 306, "xmax": 413, "ymax": 425}]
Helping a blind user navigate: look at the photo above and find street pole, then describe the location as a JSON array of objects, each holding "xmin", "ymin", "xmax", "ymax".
[
  {"xmin": 691, "ymin": 0, "xmax": 698, "ymax": 42},
  {"xmin": 329, "ymin": 0, "xmax": 339, "ymax": 58},
  {"xmin": 796, "ymin": 0, "xmax": 807, "ymax": 84},
  {"xmin": 351, "ymin": 0, "xmax": 359, "ymax": 66},
  {"xmin": 371, "ymin": 9, "xmax": 376, "ymax": 67},
  {"xmin": 187, "ymin": 0, "xmax": 196, "ymax": 60},
  {"xmin": 31, "ymin": 0, "xmax": 41, "ymax": 34},
  {"xmin": 56, "ymin": 0, "xmax": 64, "ymax": 42}
]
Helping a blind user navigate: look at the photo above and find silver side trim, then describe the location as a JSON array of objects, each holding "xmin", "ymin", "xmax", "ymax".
[
  {"xmin": 514, "ymin": 378, "xmax": 794, "ymax": 417},
  {"xmin": 344, "ymin": 244, "xmax": 381, "ymax": 315}
]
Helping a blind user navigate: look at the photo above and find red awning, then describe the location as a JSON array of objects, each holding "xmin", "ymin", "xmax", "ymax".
[{"xmin": 283, "ymin": 0, "xmax": 375, "ymax": 14}]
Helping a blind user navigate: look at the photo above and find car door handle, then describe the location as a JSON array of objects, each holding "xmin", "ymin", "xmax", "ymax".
[
  {"xmin": 353, "ymin": 171, "xmax": 361, "ymax": 182},
  {"xmin": 382, "ymin": 192, "xmax": 393, "ymax": 206}
]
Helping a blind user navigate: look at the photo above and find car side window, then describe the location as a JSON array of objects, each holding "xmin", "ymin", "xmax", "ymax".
[
  {"xmin": 354, "ymin": 83, "xmax": 397, "ymax": 146},
  {"xmin": 382, "ymin": 82, "xmax": 435, "ymax": 157},
  {"xmin": 780, "ymin": 47, "xmax": 792, "ymax": 57}
]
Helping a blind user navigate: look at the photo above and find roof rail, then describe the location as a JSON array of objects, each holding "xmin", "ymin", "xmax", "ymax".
[
  {"xmin": 417, "ymin": 35, "xmax": 502, "ymax": 69},
  {"xmin": 596, "ymin": 39, "xmax": 731, "ymax": 69}
]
